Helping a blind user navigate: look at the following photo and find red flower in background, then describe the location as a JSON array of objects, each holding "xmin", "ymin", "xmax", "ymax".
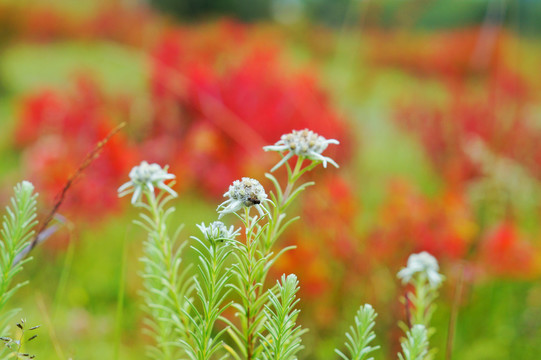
[
  {"xmin": 274, "ymin": 174, "xmax": 359, "ymax": 327},
  {"xmin": 12, "ymin": 20, "xmax": 352, "ymax": 221},
  {"xmin": 147, "ymin": 21, "xmax": 351, "ymax": 196},
  {"xmin": 2, "ymin": 1, "xmax": 353, "ymax": 209},
  {"xmin": 15, "ymin": 77, "xmax": 138, "ymax": 221},
  {"xmin": 477, "ymin": 221, "xmax": 539, "ymax": 279},
  {"xmin": 393, "ymin": 67, "xmax": 536, "ymax": 187},
  {"xmin": 364, "ymin": 179, "xmax": 541, "ymax": 280},
  {"xmin": 366, "ymin": 179, "xmax": 476, "ymax": 268},
  {"xmin": 384, "ymin": 28, "xmax": 541, "ymax": 280}
]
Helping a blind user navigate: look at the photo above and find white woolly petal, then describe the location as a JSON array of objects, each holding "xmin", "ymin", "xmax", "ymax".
[
  {"xmin": 325, "ymin": 157, "xmax": 339, "ymax": 168},
  {"xmin": 427, "ymin": 271, "xmax": 444, "ymax": 288},
  {"xmin": 263, "ymin": 144, "xmax": 289, "ymax": 152},
  {"xmin": 131, "ymin": 186, "xmax": 142, "ymax": 204},
  {"xmin": 270, "ymin": 152, "xmax": 294, "ymax": 172},
  {"xmin": 157, "ymin": 183, "xmax": 178, "ymax": 198},
  {"xmin": 308, "ymin": 151, "xmax": 329, "ymax": 165},
  {"xmin": 117, "ymin": 181, "xmax": 133, "ymax": 193},
  {"xmin": 218, "ymin": 200, "xmax": 243, "ymax": 216},
  {"xmin": 255, "ymin": 204, "xmax": 265, "ymax": 217},
  {"xmin": 397, "ymin": 268, "xmax": 413, "ymax": 284},
  {"xmin": 217, "ymin": 198, "xmax": 233, "ymax": 211},
  {"xmin": 398, "ymin": 252, "xmax": 443, "ymax": 288}
]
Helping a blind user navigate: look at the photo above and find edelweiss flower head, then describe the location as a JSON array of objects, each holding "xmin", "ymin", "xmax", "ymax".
[
  {"xmin": 118, "ymin": 161, "xmax": 177, "ymax": 204},
  {"xmin": 263, "ymin": 129, "xmax": 339, "ymax": 172},
  {"xmin": 197, "ymin": 221, "xmax": 240, "ymax": 243},
  {"xmin": 217, "ymin": 177, "xmax": 268, "ymax": 218},
  {"xmin": 397, "ymin": 251, "xmax": 444, "ymax": 289}
]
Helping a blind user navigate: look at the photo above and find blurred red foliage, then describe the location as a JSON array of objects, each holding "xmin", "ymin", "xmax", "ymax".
[
  {"xmin": 366, "ymin": 179, "xmax": 476, "ymax": 266},
  {"xmin": 13, "ymin": 19, "xmax": 351, "ymax": 224},
  {"xmin": 15, "ymin": 77, "xmax": 138, "ymax": 222},
  {"xmin": 477, "ymin": 221, "xmax": 540, "ymax": 279},
  {"xmin": 146, "ymin": 21, "xmax": 351, "ymax": 196},
  {"xmin": 2, "ymin": 1, "xmax": 352, "ymax": 204},
  {"xmin": 383, "ymin": 27, "xmax": 541, "ymax": 280},
  {"xmin": 393, "ymin": 68, "xmax": 536, "ymax": 187},
  {"xmin": 271, "ymin": 173, "xmax": 380, "ymax": 329}
]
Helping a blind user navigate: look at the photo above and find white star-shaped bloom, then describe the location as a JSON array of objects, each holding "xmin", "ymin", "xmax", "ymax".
[
  {"xmin": 217, "ymin": 177, "xmax": 269, "ymax": 218},
  {"xmin": 118, "ymin": 161, "xmax": 177, "ymax": 204},
  {"xmin": 263, "ymin": 129, "xmax": 339, "ymax": 172},
  {"xmin": 397, "ymin": 251, "xmax": 444, "ymax": 289},
  {"xmin": 197, "ymin": 221, "xmax": 240, "ymax": 243}
]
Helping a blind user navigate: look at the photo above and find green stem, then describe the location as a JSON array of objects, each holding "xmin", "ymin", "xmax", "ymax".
[
  {"xmin": 413, "ymin": 274, "xmax": 427, "ymax": 326},
  {"xmin": 265, "ymin": 156, "xmax": 305, "ymax": 252},
  {"xmin": 200, "ymin": 244, "xmax": 216, "ymax": 360},
  {"xmin": 235, "ymin": 156, "xmax": 316, "ymax": 360},
  {"xmin": 282, "ymin": 157, "xmax": 304, "ymax": 204},
  {"xmin": 146, "ymin": 193, "xmax": 173, "ymax": 360},
  {"xmin": 411, "ymin": 272, "xmax": 438, "ymax": 330},
  {"xmin": 145, "ymin": 192, "xmax": 194, "ymax": 356},
  {"xmin": 243, "ymin": 208, "xmax": 255, "ymax": 360}
]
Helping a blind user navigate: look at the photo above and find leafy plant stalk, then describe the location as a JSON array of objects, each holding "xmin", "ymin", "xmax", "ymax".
[
  {"xmin": 226, "ymin": 156, "xmax": 316, "ymax": 360},
  {"xmin": 335, "ymin": 304, "xmax": 380, "ymax": 360},
  {"xmin": 398, "ymin": 325, "xmax": 429, "ymax": 360},
  {"xmin": 135, "ymin": 189, "xmax": 194, "ymax": 359},
  {"xmin": 181, "ymin": 227, "xmax": 234, "ymax": 360},
  {"xmin": 0, "ymin": 182, "xmax": 39, "ymax": 358},
  {"xmin": 260, "ymin": 274, "xmax": 305, "ymax": 360},
  {"xmin": 0, "ymin": 182, "xmax": 38, "ymax": 329}
]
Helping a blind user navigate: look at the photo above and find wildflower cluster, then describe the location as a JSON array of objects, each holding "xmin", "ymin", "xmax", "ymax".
[
  {"xmin": 119, "ymin": 129, "xmax": 340, "ymax": 359},
  {"xmin": 118, "ymin": 129, "xmax": 446, "ymax": 360},
  {"xmin": 14, "ymin": 19, "xmax": 349, "ymax": 222}
]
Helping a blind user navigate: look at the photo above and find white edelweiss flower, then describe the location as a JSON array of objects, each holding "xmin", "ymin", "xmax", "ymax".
[
  {"xmin": 217, "ymin": 177, "xmax": 268, "ymax": 218},
  {"xmin": 118, "ymin": 161, "xmax": 177, "ymax": 204},
  {"xmin": 20, "ymin": 180, "xmax": 35, "ymax": 193},
  {"xmin": 263, "ymin": 129, "xmax": 340, "ymax": 172},
  {"xmin": 197, "ymin": 221, "xmax": 240, "ymax": 243},
  {"xmin": 397, "ymin": 251, "xmax": 444, "ymax": 289}
]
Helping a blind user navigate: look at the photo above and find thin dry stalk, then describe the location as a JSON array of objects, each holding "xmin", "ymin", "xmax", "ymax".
[{"xmin": 23, "ymin": 122, "xmax": 126, "ymax": 259}]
